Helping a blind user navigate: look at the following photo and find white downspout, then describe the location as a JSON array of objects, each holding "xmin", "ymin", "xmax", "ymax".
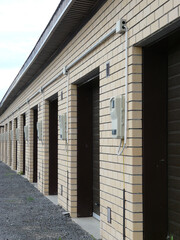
[
  {"xmin": 66, "ymin": 71, "xmax": 69, "ymax": 144},
  {"xmin": 117, "ymin": 25, "xmax": 128, "ymax": 156},
  {"xmin": 124, "ymin": 26, "xmax": 128, "ymax": 147}
]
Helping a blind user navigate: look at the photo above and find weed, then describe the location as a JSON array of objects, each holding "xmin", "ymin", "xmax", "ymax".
[
  {"xmin": 91, "ymin": 235, "xmax": 96, "ymax": 240},
  {"xmin": 5, "ymin": 172, "xmax": 15, "ymax": 176},
  {"xmin": 27, "ymin": 197, "xmax": 34, "ymax": 202},
  {"xmin": 18, "ymin": 171, "xmax": 24, "ymax": 175}
]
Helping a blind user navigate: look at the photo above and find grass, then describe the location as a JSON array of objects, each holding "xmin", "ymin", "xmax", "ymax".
[
  {"xmin": 5, "ymin": 172, "xmax": 15, "ymax": 176},
  {"xmin": 27, "ymin": 197, "xmax": 34, "ymax": 202},
  {"xmin": 18, "ymin": 171, "xmax": 24, "ymax": 175}
]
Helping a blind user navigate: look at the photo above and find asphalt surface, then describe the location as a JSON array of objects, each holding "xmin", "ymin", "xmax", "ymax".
[{"xmin": 0, "ymin": 161, "xmax": 95, "ymax": 240}]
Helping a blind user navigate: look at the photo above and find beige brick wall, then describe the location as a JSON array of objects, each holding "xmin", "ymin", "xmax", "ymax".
[
  {"xmin": 37, "ymin": 100, "xmax": 49, "ymax": 195},
  {"xmin": 7, "ymin": 122, "xmax": 10, "ymax": 166},
  {"xmin": 0, "ymin": 0, "xmax": 180, "ymax": 239},
  {"xmin": 4, "ymin": 124, "xmax": 7, "ymax": 164},
  {"xmin": 25, "ymin": 109, "xmax": 34, "ymax": 182},
  {"xmin": 12, "ymin": 118, "xmax": 17, "ymax": 171},
  {"xmin": 17, "ymin": 116, "xmax": 23, "ymax": 173},
  {"xmin": 0, "ymin": 128, "xmax": 2, "ymax": 161}
]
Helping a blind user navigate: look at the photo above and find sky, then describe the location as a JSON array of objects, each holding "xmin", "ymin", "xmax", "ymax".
[{"xmin": 0, "ymin": 0, "xmax": 61, "ymax": 101}]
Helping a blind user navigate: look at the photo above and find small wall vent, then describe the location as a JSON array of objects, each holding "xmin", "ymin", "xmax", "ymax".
[
  {"xmin": 106, "ymin": 62, "xmax": 110, "ymax": 77},
  {"xmin": 107, "ymin": 207, "xmax": 111, "ymax": 223}
]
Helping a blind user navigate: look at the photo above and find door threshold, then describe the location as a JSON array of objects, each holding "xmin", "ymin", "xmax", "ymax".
[
  {"xmin": 93, "ymin": 212, "xmax": 100, "ymax": 221},
  {"xmin": 73, "ymin": 217, "xmax": 100, "ymax": 240},
  {"xmin": 45, "ymin": 195, "xmax": 58, "ymax": 205},
  {"xmin": 32, "ymin": 182, "xmax": 38, "ymax": 189}
]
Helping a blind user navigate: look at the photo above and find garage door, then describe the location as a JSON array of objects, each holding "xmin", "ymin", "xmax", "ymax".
[{"xmin": 168, "ymin": 43, "xmax": 180, "ymax": 239}]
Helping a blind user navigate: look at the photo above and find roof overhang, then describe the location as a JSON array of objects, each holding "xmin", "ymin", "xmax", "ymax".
[{"xmin": 0, "ymin": 0, "xmax": 107, "ymax": 115}]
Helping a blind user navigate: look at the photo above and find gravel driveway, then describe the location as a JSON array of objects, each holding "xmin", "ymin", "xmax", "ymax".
[{"xmin": 0, "ymin": 161, "xmax": 95, "ymax": 240}]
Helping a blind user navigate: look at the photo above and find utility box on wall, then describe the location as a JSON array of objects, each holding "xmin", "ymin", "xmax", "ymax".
[
  {"xmin": 16, "ymin": 128, "xmax": 19, "ymax": 141},
  {"xmin": 24, "ymin": 126, "xmax": 29, "ymax": 141},
  {"xmin": 37, "ymin": 121, "xmax": 42, "ymax": 140},
  {"xmin": 10, "ymin": 130, "xmax": 13, "ymax": 141},
  {"xmin": 59, "ymin": 113, "xmax": 66, "ymax": 140},
  {"xmin": 110, "ymin": 95, "xmax": 125, "ymax": 139}
]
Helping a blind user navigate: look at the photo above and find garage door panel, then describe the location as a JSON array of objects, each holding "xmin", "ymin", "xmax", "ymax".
[
  {"xmin": 168, "ymin": 86, "xmax": 180, "ymax": 99},
  {"xmin": 168, "ymin": 156, "xmax": 180, "ymax": 167},
  {"xmin": 168, "ymin": 75, "xmax": 180, "ymax": 88},
  {"xmin": 168, "ymin": 43, "xmax": 180, "ymax": 238},
  {"xmin": 168, "ymin": 144, "xmax": 180, "ymax": 155},
  {"xmin": 168, "ymin": 131, "xmax": 180, "ymax": 143},
  {"xmin": 168, "ymin": 109, "xmax": 180, "ymax": 121},
  {"xmin": 168, "ymin": 98, "xmax": 180, "ymax": 110},
  {"xmin": 169, "ymin": 209, "xmax": 180, "ymax": 224},
  {"xmin": 168, "ymin": 48, "xmax": 180, "ymax": 65},
  {"xmin": 168, "ymin": 121, "xmax": 180, "ymax": 131},
  {"xmin": 168, "ymin": 63, "xmax": 180, "ymax": 77}
]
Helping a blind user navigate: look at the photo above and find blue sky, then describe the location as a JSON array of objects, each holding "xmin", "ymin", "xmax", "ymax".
[{"xmin": 0, "ymin": 0, "xmax": 61, "ymax": 101}]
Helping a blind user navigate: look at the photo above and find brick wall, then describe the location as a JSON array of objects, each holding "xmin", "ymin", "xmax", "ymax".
[{"xmin": 0, "ymin": 0, "xmax": 180, "ymax": 239}]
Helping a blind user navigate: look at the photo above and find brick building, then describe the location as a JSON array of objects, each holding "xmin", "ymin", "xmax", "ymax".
[{"xmin": 0, "ymin": 0, "xmax": 180, "ymax": 239}]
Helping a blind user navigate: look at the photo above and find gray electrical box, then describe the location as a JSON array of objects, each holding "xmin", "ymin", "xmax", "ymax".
[
  {"xmin": 107, "ymin": 207, "xmax": 111, "ymax": 223},
  {"xmin": 16, "ymin": 128, "xmax": 19, "ymax": 141},
  {"xmin": 116, "ymin": 19, "xmax": 126, "ymax": 34},
  {"xmin": 37, "ymin": 121, "xmax": 42, "ymax": 140},
  {"xmin": 59, "ymin": 113, "xmax": 66, "ymax": 140},
  {"xmin": 24, "ymin": 126, "xmax": 29, "ymax": 141},
  {"xmin": 110, "ymin": 95, "xmax": 125, "ymax": 139}
]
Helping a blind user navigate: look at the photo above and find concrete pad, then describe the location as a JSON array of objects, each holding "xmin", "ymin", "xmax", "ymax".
[
  {"xmin": 73, "ymin": 217, "xmax": 100, "ymax": 240},
  {"xmin": 32, "ymin": 182, "xmax": 38, "ymax": 189},
  {"xmin": 45, "ymin": 195, "xmax": 58, "ymax": 205}
]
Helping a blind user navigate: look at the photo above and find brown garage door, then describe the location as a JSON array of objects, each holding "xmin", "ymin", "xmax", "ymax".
[
  {"xmin": 168, "ymin": 44, "xmax": 180, "ymax": 239},
  {"xmin": 92, "ymin": 81, "xmax": 100, "ymax": 217},
  {"xmin": 77, "ymin": 77, "xmax": 100, "ymax": 217}
]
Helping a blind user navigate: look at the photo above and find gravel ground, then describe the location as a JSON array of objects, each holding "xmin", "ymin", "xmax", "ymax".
[{"xmin": 0, "ymin": 161, "xmax": 95, "ymax": 240}]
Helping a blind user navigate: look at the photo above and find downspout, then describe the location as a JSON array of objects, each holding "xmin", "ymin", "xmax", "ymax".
[
  {"xmin": 123, "ymin": 25, "xmax": 128, "ymax": 240},
  {"xmin": 66, "ymin": 70, "xmax": 69, "ymax": 211},
  {"xmin": 117, "ymin": 25, "xmax": 128, "ymax": 156},
  {"xmin": 116, "ymin": 23, "xmax": 128, "ymax": 240},
  {"xmin": 63, "ymin": 66, "xmax": 69, "ymax": 212},
  {"xmin": 66, "ymin": 70, "xmax": 69, "ymax": 144}
]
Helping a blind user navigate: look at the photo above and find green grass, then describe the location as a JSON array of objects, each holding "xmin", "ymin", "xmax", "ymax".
[
  {"xmin": 91, "ymin": 235, "xmax": 98, "ymax": 240},
  {"xmin": 18, "ymin": 171, "xmax": 24, "ymax": 175},
  {"xmin": 5, "ymin": 172, "xmax": 15, "ymax": 176},
  {"xmin": 27, "ymin": 197, "xmax": 34, "ymax": 202}
]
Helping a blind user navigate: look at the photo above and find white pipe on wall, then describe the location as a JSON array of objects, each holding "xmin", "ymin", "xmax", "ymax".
[
  {"xmin": 66, "ymin": 28, "xmax": 116, "ymax": 70},
  {"xmin": 117, "ymin": 25, "xmax": 128, "ymax": 156},
  {"xmin": 66, "ymin": 72, "xmax": 69, "ymax": 144},
  {"xmin": 124, "ymin": 26, "xmax": 128, "ymax": 146},
  {"xmin": 1, "ymin": 20, "xmax": 126, "ymax": 125}
]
